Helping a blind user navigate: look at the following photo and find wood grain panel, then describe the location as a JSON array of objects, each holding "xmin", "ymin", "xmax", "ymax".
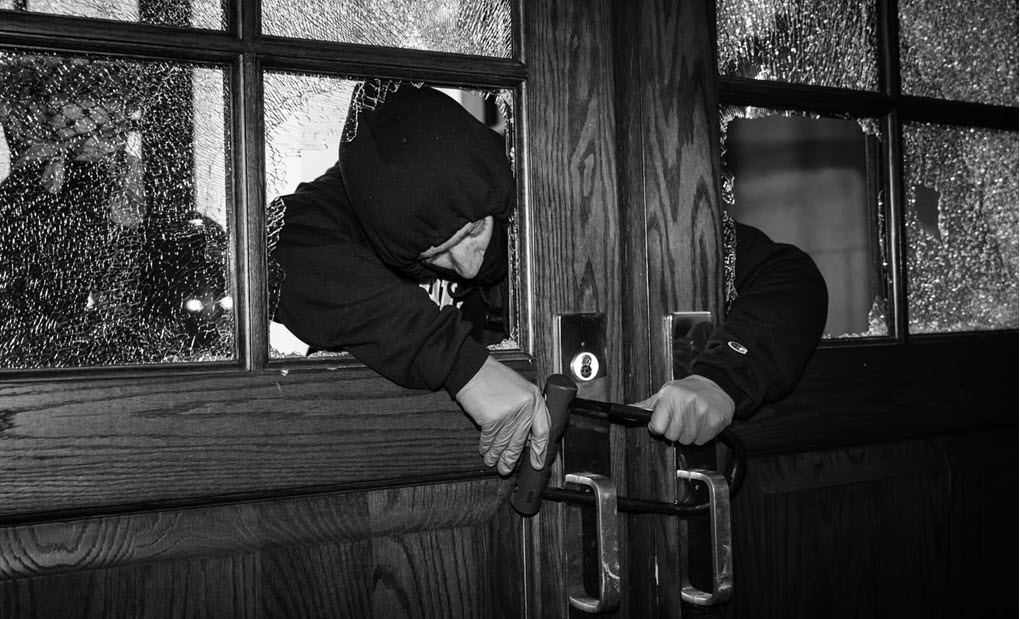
[
  {"xmin": 726, "ymin": 439, "xmax": 953, "ymax": 619},
  {"xmin": 722, "ymin": 430, "xmax": 1016, "ymax": 619},
  {"xmin": 262, "ymin": 540, "xmax": 372, "ymax": 618},
  {"xmin": 0, "ymin": 478, "xmax": 508, "ymax": 581},
  {"xmin": 614, "ymin": 1, "xmax": 724, "ymax": 616},
  {"xmin": 0, "ymin": 552, "xmax": 259, "ymax": 619},
  {"xmin": 730, "ymin": 337, "xmax": 1016, "ymax": 455},
  {"xmin": 1, "ymin": 478, "xmax": 522, "ymax": 617},
  {"xmin": 944, "ymin": 431, "xmax": 1015, "ymax": 618},
  {"xmin": 523, "ymin": 0, "xmax": 623, "ymax": 616},
  {"xmin": 524, "ymin": 0, "xmax": 621, "ymax": 382},
  {"xmin": 0, "ymin": 366, "xmax": 535, "ymax": 520}
]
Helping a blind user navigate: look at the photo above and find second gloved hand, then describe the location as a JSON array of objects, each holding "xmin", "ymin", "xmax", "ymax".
[
  {"xmin": 456, "ymin": 356, "xmax": 552, "ymax": 476},
  {"xmin": 633, "ymin": 374, "xmax": 735, "ymax": 445}
]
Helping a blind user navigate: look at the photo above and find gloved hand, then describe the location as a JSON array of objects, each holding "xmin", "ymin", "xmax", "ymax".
[
  {"xmin": 633, "ymin": 374, "xmax": 735, "ymax": 445},
  {"xmin": 456, "ymin": 356, "xmax": 552, "ymax": 476}
]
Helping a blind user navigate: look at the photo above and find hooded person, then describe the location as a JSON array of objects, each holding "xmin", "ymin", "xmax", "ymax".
[
  {"xmin": 270, "ymin": 84, "xmax": 549, "ymax": 476},
  {"xmin": 271, "ymin": 82, "xmax": 828, "ymax": 463}
]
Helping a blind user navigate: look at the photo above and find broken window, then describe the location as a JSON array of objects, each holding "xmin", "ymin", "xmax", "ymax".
[
  {"xmin": 715, "ymin": 0, "xmax": 1017, "ymax": 339},
  {"xmin": 262, "ymin": 75, "xmax": 519, "ymax": 358},
  {"xmin": 716, "ymin": 0, "xmax": 878, "ymax": 90},
  {"xmin": 899, "ymin": 0, "xmax": 1019, "ymax": 107},
  {"xmin": 6, "ymin": 0, "xmax": 224, "ymax": 30},
  {"xmin": 903, "ymin": 124, "xmax": 1018, "ymax": 332},
  {"xmin": 0, "ymin": 52, "xmax": 232, "ymax": 368},
  {"xmin": 262, "ymin": 0, "xmax": 513, "ymax": 58},
  {"xmin": 721, "ymin": 108, "xmax": 889, "ymax": 338}
]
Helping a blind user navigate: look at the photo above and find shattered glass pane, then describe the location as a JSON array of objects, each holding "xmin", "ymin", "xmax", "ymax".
[
  {"xmin": 899, "ymin": 0, "xmax": 1018, "ymax": 107},
  {"xmin": 9, "ymin": 0, "xmax": 224, "ymax": 30},
  {"xmin": 721, "ymin": 106, "xmax": 890, "ymax": 338},
  {"xmin": 263, "ymin": 75, "xmax": 519, "ymax": 358},
  {"xmin": 716, "ymin": 0, "xmax": 878, "ymax": 90},
  {"xmin": 0, "ymin": 52, "xmax": 233, "ymax": 368},
  {"xmin": 903, "ymin": 123, "xmax": 1018, "ymax": 333},
  {"xmin": 262, "ymin": 0, "xmax": 512, "ymax": 58}
]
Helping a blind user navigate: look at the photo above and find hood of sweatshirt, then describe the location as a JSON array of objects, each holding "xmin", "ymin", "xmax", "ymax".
[{"xmin": 338, "ymin": 84, "xmax": 515, "ymax": 282}]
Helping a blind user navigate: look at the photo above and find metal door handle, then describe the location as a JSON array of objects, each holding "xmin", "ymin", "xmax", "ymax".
[
  {"xmin": 676, "ymin": 468, "xmax": 733, "ymax": 605},
  {"xmin": 564, "ymin": 472, "xmax": 620, "ymax": 613}
]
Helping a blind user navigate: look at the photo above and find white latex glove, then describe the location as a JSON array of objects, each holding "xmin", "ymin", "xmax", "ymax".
[
  {"xmin": 456, "ymin": 356, "xmax": 552, "ymax": 476},
  {"xmin": 633, "ymin": 374, "xmax": 735, "ymax": 445}
]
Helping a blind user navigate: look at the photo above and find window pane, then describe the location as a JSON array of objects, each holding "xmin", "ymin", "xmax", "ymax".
[
  {"xmin": 903, "ymin": 123, "xmax": 1018, "ymax": 333},
  {"xmin": 716, "ymin": 0, "xmax": 878, "ymax": 90},
  {"xmin": 262, "ymin": 0, "xmax": 512, "ymax": 58},
  {"xmin": 721, "ymin": 108, "xmax": 889, "ymax": 338},
  {"xmin": 899, "ymin": 0, "xmax": 1018, "ymax": 107},
  {"xmin": 263, "ymin": 75, "xmax": 519, "ymax": 359},
  {"xmin": 0, "ymin": 52, "xmax": 234, "ymax": 368},
  {"xmin": 4, "ymin": 0, "xmax": 224, "ymax": 29}
]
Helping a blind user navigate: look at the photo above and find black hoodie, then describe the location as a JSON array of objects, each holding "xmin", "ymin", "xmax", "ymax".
[
  {"xmin": 271, "ymin": 85, "xmax": 513, "ymax": 395},
  {"xmin": 271, "ymin": 84, "xmax": 829, "ymax": 416}
]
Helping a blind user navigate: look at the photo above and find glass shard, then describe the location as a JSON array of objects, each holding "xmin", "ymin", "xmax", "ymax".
[
  {"xmin": 903, "ymin": 123, "xmax": 1018, "ymax": 333},
  {"xmin": 716, "ymin": 0, "xmax": 878, "ymax": 91},
  {"xmin": 262, "ymin": 0, "xmax": 512, "ymax": 58},
  {"xmin": 899, "ymin": 0, "xmax": 1018, "ymax": 107},
  {"xmin": 0, "ymin": 52, "xmax": 233, "ymax": 368},
  {"xmin": 721, "ymin": 107, "xmax": 889, "ymax": 338},
  {"xmin": 9, "ymin": 0, "xmax": 224, "ymax": 30}
]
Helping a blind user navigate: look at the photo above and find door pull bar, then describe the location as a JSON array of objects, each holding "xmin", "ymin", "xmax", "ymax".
[
  {"xmin": 564, "ymin": 472, "xmax": 621, "ymax": 613},
  {"xmin": 676, "ymin": 468, "xmax": 733, "ymax": 605}
]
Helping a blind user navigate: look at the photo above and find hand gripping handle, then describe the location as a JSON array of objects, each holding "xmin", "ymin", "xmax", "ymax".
[{"xmin": 509, "ymin": 374, "xmax": 578, "ymax": 517}]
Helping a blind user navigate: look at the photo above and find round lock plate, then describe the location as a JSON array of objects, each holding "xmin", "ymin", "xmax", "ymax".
[{"xmin": 569, "ymin": 352, "xmax": 599, "ymax": 382}]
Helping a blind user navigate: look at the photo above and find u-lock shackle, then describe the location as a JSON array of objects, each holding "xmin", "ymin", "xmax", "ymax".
[{"xmin": 509, "ymin": 373, "xmax": 746, "ymax": 517}]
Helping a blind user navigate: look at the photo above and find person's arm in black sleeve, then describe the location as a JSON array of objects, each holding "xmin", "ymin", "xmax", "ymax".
[
  {"xmin": 272, "ymin": 165, "xmax": 551, "ymax": 474},
  {"xmin": 693, "ymin": 220, "xmax": 828, "ymax": 417},
  {"xmin": 635, "ymin": 218, "xmax": 828, "ymax": 444},
  {"xmin": 274, "ymin": 235, "xmax": 487, "ymax": 396}
]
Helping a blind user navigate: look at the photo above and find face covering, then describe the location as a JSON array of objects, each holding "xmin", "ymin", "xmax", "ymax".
[{"xmin": 425, "ymin": 219, "xmax": 509, "ymax": 288}]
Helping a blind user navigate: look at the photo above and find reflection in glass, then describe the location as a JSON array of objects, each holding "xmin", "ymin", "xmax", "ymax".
[
  {"xmin": 899, "ymin": 0, "xmax": 1018, "ymax": 107},
  {"xmin": 716, "ymin": 0, "xmax": 878, "ymax": 90},
  {"xmin": 721, "ymin": 108, "xmax": 888, "ymax": 338},
  {"xmin": 262, "ymin": 0, "xmax": 512, "ymax": 58},
  {"xmin": 263, "ymin": 76, "xmax": 517, "ymax": 358},
  {"xmin": 0, "ymin": 52, "xmax": 233, "ymax": 368},
  {"xmin": 903, "ymin": 124, "xmax": 1018, "ymax": 333},
  {"xmin": 4, "ymin": 0, "xmax": 223, "ymax": 29}
]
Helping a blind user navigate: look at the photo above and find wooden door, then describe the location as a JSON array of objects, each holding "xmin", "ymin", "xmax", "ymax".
[
  {"xmin": 523, "ymin": 1, "xmax": 728, "ymax": 616},
  {"xmin": 0, "ymin": 4, "xmax": 532, "ymax": 619},
  {"xmin": 1, "ymin": 0, "xmax": 733, "ymax": 616},
  {"xmin": 0, "ymin": 0, "xmax": 691, "ymax": 617}
]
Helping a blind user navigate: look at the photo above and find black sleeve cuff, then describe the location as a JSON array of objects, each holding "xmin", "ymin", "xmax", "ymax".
[{"xmin": 443, "ymin": 338, "xmax": 490, "ymax": 398}]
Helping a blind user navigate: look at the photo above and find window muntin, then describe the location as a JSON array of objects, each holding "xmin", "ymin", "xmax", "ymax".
[
  {"xmin": 6, "ymin": 0, "xmax": 225, "ymax": 30},
  {"xmin": 262, "ymin": 0, "xmax": 513, "ymax": 58},
  {"xmin": 0, "ymin": 51, "xmax": 233, "ymax": 368},
  {"xmin": 716, "ymin": 0, "xmax": 878, "ymax": 90}
]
